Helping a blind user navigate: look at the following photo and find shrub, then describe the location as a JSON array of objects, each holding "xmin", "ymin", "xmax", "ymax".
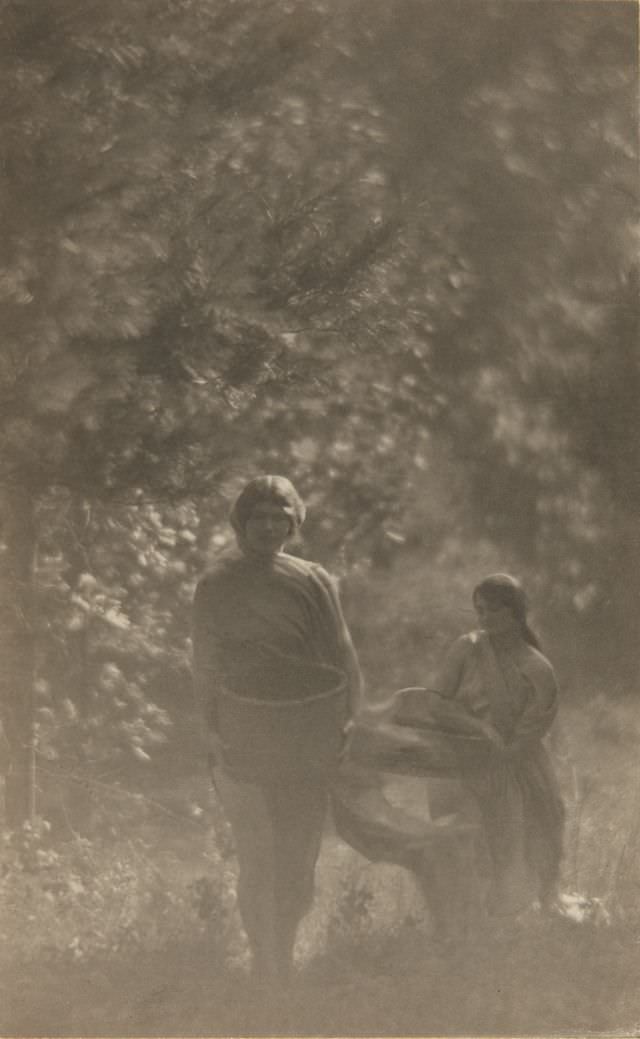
[{"xmin": 0, "ymin": 816, "xmax": 236, "ymax": 968}]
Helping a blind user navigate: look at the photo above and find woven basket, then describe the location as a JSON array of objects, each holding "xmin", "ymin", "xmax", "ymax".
[{"xmin": 217, "ymin": 657, "xmax": 347, "ymax": 784}]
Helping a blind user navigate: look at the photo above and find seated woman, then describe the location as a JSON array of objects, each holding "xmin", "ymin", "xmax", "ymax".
[
  {"xmin": 427, "ymin": 573, "xmax": 565, "ymax": 917},
  {"xmin": 192, "ymin": 475, "xmax": 363, "ymax": 987}
]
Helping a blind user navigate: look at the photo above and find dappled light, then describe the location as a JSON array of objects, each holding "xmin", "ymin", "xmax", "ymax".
[{"xmin": 0, "ymin": 0, "xmax": 637, "ymax": 1035}]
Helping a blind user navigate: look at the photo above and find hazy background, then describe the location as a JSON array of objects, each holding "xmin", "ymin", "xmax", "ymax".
[{"xmin": 0, "ymin": 0, "xmax": 638, "ymax": 1035}]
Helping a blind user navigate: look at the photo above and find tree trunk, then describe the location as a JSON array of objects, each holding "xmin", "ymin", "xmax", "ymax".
[{"xmin": 0, "ymin": 485, "xmax": 37, "ymax": 828}]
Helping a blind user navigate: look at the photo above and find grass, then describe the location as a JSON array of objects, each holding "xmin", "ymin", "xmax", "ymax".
[{"xmin": 1, "ymin": 694, "xmax": 640, "ymax": 1037}]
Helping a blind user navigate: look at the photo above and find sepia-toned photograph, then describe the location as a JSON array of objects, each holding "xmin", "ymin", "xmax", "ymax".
[{"xmin": 0, "ymin": 0, "xmax": 638, "ymax": 1036}]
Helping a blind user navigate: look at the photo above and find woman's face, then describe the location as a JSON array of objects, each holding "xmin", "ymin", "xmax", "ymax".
[
  {"xmin": 473, "ymin": 593, "xmax": 520, "ymax": 636},
  {"xmin": 243, "ymin": 502, "xmax": 292, "ymax": 557}
]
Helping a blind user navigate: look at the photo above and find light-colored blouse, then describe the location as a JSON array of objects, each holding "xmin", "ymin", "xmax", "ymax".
[{"xmin": 432, "ymin": 630, "xmax": 559, "ymax": 744}]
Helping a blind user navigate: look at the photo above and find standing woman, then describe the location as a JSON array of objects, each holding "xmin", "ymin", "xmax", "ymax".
[
  {"xmin": 192, "ymin": 476, "xmax": 363, "ymax": 986},
  {"xmin": 430, "ymin": 573, "xmax": 564, "ymax": 918}
]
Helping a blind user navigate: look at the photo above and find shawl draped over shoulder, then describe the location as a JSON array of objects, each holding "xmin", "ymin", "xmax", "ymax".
[
  {"xmin": 336, "ymin": 631, "xmax": 564, "ymax": 912},
  {"xmin": 192, "ymin": 547, "xmax": 363, "ymax": 728}
]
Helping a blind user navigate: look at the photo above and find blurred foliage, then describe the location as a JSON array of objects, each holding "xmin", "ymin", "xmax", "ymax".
[
  {"xmin": 3, "ymin": 698, "xmax": 640, "ymax": 1037},
  {"xmin": 0, "ymin": 0, "xmax": 637, "ymax": 810},
  {"xmin": 0, "ymin": 815, "xmax": 237, "ymax": 964}
]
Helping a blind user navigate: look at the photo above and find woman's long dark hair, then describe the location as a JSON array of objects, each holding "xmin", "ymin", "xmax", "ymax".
[{"xmin": 472, "ymin": 573, "xmax": 542, "ymax": 650}]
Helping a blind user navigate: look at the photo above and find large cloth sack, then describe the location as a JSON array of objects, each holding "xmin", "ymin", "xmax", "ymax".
[
  {"xmin": 332, "ymin": 687, "xmax": 484, "ymax": 874},
  {"xmin": 347, "ymin": 687, "xmax": 490, "ymax": 778},
  {"xmin": 331, "ymin": 764, "xmax": 478, "ymax": 866},
  {"xmin": 216, "ymin": 656, "xmax": 347, "ymax": 784}
]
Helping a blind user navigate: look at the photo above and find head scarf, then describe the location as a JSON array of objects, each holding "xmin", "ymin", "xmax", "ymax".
[
  {"xmin": 472, "ymin": 573, "xmax": 540, "ymax": 649},
  {"xmin": 229, "ymin": 475, "xmax": 306, "ymax": 539}
]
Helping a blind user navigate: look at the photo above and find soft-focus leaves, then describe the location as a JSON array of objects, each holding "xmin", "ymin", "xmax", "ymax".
[{"xmin": 0, "ymin": 1, "xmax": 637, "ymax": 797}]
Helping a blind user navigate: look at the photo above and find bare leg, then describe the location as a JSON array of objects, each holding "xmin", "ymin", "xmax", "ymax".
[
  {"xmin": 270, "ymin": 778, "xmax": 328, "ymax": 985},
  {"xmin": 212, "ymin": 769, "xmax": 280, "ymax": 983}
]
